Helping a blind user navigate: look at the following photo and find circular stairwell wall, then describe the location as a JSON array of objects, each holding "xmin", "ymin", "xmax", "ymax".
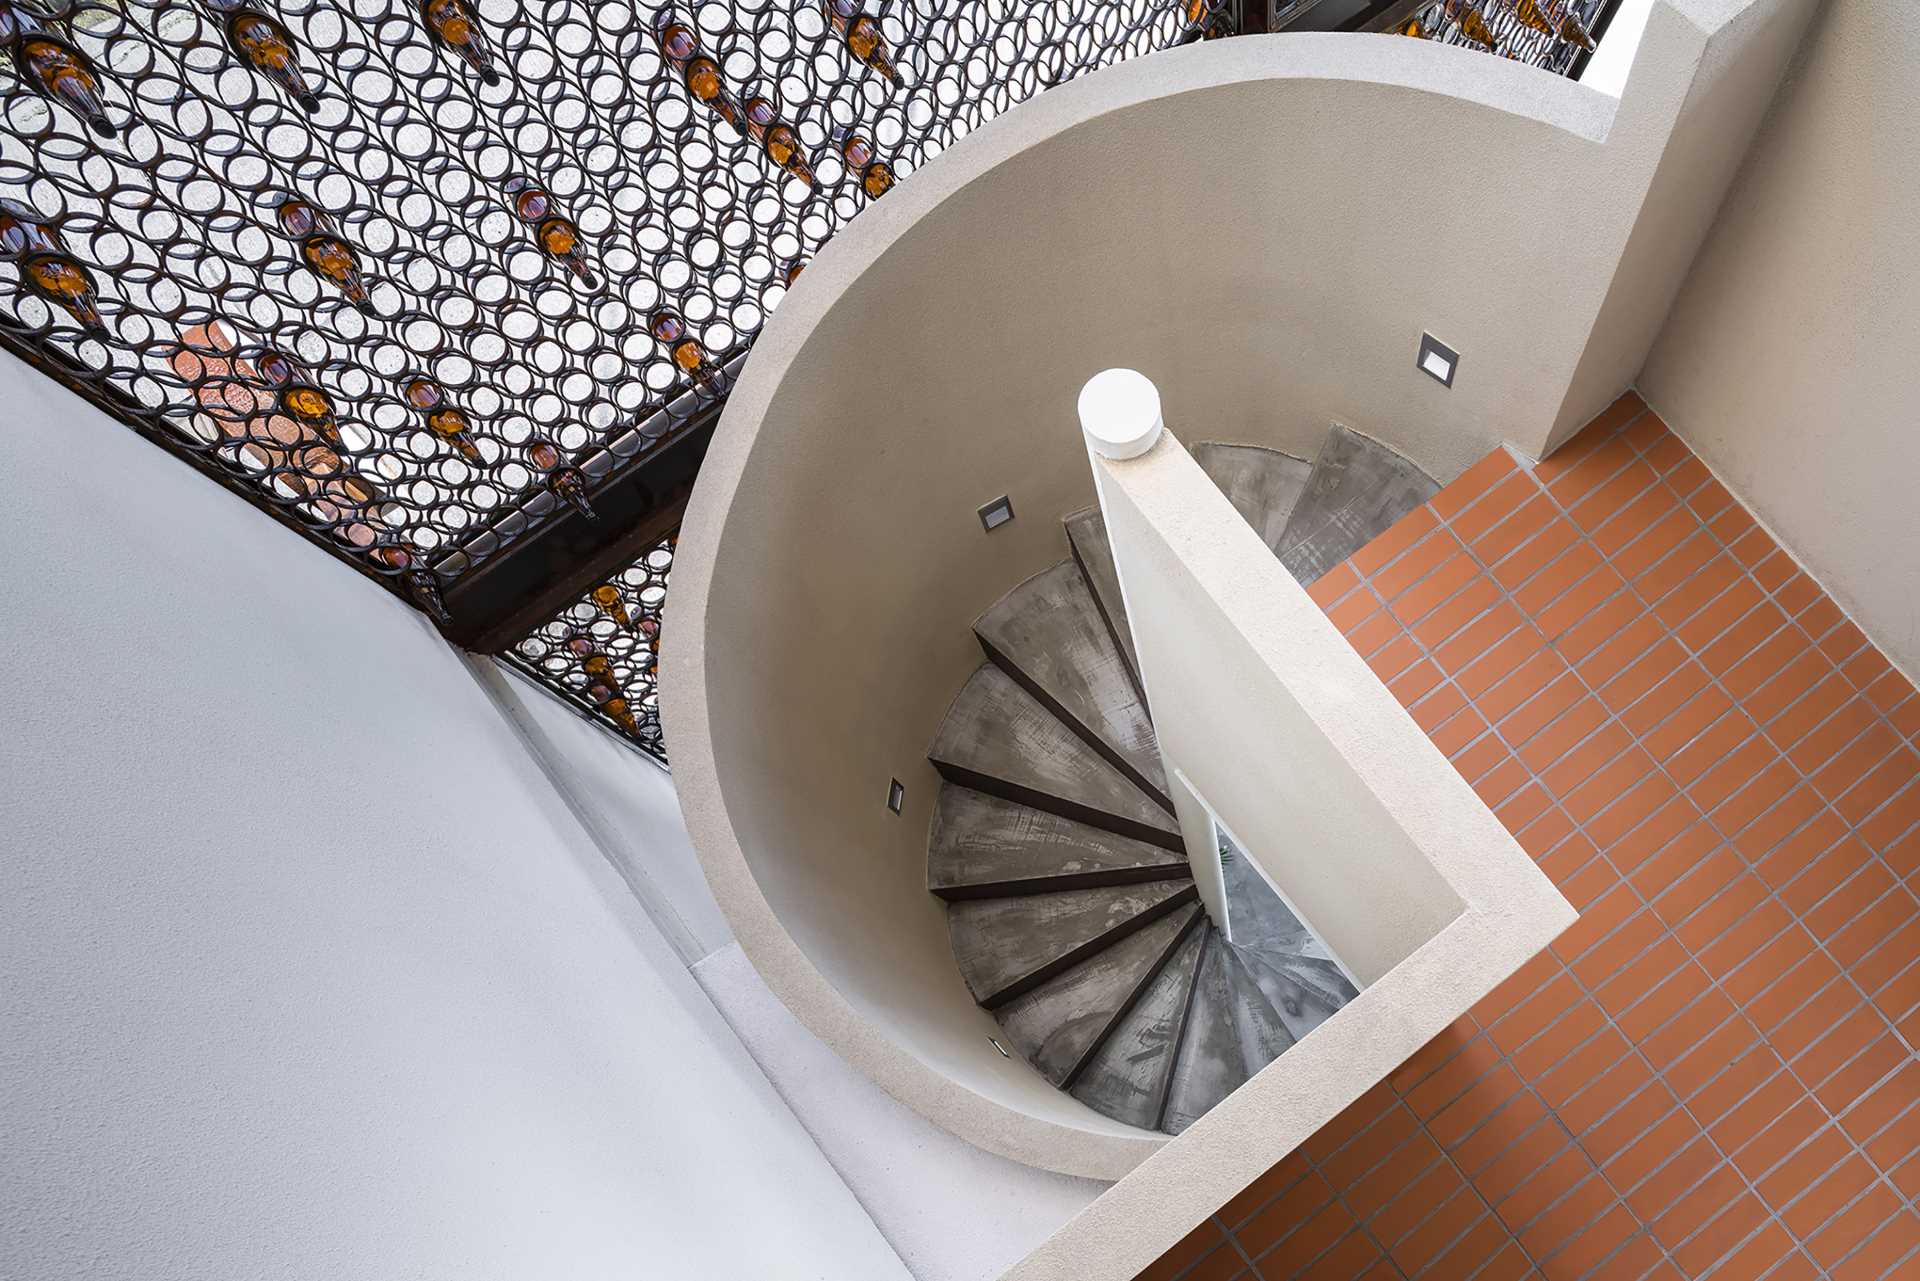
[{"xmin": 666, "ymin": 33, "xmax": 1632, "ymax": 1179}]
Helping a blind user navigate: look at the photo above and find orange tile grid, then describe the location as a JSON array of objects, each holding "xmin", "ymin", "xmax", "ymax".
[{"xmin": 1139, "ymin": 394, "xmax": 1920, "ymax": 1281}]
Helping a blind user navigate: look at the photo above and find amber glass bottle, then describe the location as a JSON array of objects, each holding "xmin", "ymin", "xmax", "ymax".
[
  {"xmin": 419, "ymin": 0, "xmax": 500, "ymax": 84},
  {"xmin": 212, "ymin": 1, "xmax": 322, "ymax": 111},
  {"xmin": 591, "ymin": 584, "xmax": 636, "ymax": 631},
  {"xmin": 277, "ymin": 199, "xmax": 373, "ymax": 310},
  {"xmin": 2, "ymin": 199, "xmax": 109, "ymax": 331},
  {"xmin": 16, "ymin": 34, "xmax": 115, "ymax": 137},
  {"xmin": 1444, "ymin": 0, "xmax": 1498, "ymax": 49}
]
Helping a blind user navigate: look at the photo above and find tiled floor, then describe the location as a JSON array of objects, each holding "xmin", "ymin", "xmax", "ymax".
[{"xmin": 1141, "ymin": 395, "xmax": 1920, "ymax": 1281}]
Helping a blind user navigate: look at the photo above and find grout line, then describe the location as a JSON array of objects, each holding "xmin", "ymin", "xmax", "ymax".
[{"xmin": 1341, "ymin": 404, "xmax": 1917, "ymax": 1279}]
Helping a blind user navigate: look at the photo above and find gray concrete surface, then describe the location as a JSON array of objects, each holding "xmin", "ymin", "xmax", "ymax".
[
  {"xmin": 928, "ymin": 664, "xmax": 1180, "ymax": 850},
  {"xmin": 974, "ymin": 561, "xmax": 1169, "ymax": 806},
  {"xmin": 1279, "ymin": 424, "xmax": 1441, "ymax": 584},
  {"xmin": 928, "ymin": 786, "xmax": 1189, "ymax": 900},
  {"xmin": 995, "ymin": 906, "xmax": 1203, "ymax": 1087}
]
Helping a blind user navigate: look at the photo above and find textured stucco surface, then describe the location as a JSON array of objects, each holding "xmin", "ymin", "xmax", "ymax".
[
  {"xmin": 1641, "ymin": 0, "xmax": 1920, "ymax": 678},
  {"xmin": 0, "ymin": 355, "xmax": 906, "ymax": 1281},
  {"xmin": 665, "ymin": 2, "xmax": 1807, "ymax": 1183}
]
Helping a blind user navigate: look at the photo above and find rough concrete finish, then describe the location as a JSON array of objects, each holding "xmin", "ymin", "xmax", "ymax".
[
  {"xmin": 1064, "ymin": 507, "xmax": 1142, "ymax": 699},
  {"xmin": 995, "ymin": 905, "xmax": 1202, "ymax": 1087},
  {"xmin": 974, "ymin": 562, "xmax": 1169, "ymax": 806},
  {"xmin": 1278, "ymin": 426, "xmax": 1441, "ymax": 585},
  {"xmin": 928, "ymin": 665, "xmax": 1180, "ymax": 850},
  {"xmin": 1159, "ymin": 937, "xmax": 1250, "ymax": 1136},
  {"xmin": 1069, "ymin": 929, "xmax": 1205, "ymax": 1131},
  {"xmin": 1235, "ymin": 948, "xmax": 1346, "ymax": 1043},
  {"xmin": 1221, "ymin": 947, "xmax": 1298, "ymax": 1069},
  {"xmin": 948, "ymin": 880, "xmax": 1196, "ymax": 1008},
  {"xmin": 928, "ymin": 786, "xmax": 1188, "ymax": 900},
  {"xmin": 1191, "ymin": 442, "xmax": 1313, "ymax": 557}
]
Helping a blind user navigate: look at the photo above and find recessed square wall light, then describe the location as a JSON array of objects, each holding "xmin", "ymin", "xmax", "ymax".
[
  {"xmin": 977, "ymin": 495, "xmax": 1015, "ymax": 532},
  {"xmin": 1417, "ymin": 333, "xmax": 1459, "ymax": 388},
  {"xmin": 886, "ymin": 778, "xmax": 906, "ymax": 815}
]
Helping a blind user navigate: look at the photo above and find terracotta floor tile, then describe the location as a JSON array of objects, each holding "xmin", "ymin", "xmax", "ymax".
[
  {"xmin": 1444, "ymin": 469, "xmax": 1537, "ymax": 548},
  {"xmin": 1545, "ymin": 434, "xmax": 1642, "ymax": 509},
  {"xmin": 1352, "ymin": 506, "xmax": 1442, "ymax": 578},
  {"xmin": 1570, "ymin": 462, "xmax": 1662, "ymax": 535},
  {"xmin": 1158, "ymin": 434, "xmax": 1920, "ymax": 1281},
  {"xmin": 1502, "ymin": 676, "xmax": 1591, "ymax": 756},
  {"xmin": 1633, "ymin": 530, "xmax": 1720, "ymax": 606},
  {"xmin": 1707, "ymin": 1066, "xmax": 1803, "ymax": 1158},
  {"xmin": 1808, "ymin": 1186, "xmax": 1903, "ymax": 1268},
  {"xmin": 1827, "ymin": 1212, "xmax": 1920, "ymax": 1281},
  {"xmin": 1480, "ymin": 651, "xmax": 1574, "ymax": 728},
  {"xmin": 1138, "ymin": 1219, "xmax": 1230, "ymax": 1281},
  {"xmin": 1412, "ymin": 575, "xmax": 1505, "ymax": 654},
  {"xmin": 1432, "ymin": 451, "xmax": 1521, "ymax": 523},
  {"xmin": 1671, "ymin": 1193, "xmax": 1769, "ymax": 1278},
  {"xmin": 1728, "ymin": 629, "xmax": 1820, "ymax": 707},
  {"xmin": 1380, "ymin": 538, "xmax": 1473, "ymax": 614},
  {"xmin": 1364, "ymin": 1158, "xmax": 1466, "ymax": 1248}
]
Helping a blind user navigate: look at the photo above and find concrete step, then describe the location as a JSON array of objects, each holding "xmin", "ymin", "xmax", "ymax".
[
  {"xmin": 948, "ymin": 879, "xmax": 1197, "ymax": 1009},
  {"xmin": 928, "ymin": 786, "xmax": 1188, "ymax": 901},
  {"xmin": 1221, "ymin": 944, "xmax": 1299, "ymax": 1072},
  {"xmin": 1160, "ymin": 931, "xmax": 1252, "ymax": 1135},
  {"xmin": 1068, "ymin": 924, "xmax": 1207, "ymax": 1130},
  {"xmin": 1062, "ymin": 507, "xmax": 1142, "ymax": 703},
  {"xmin": 928, "ymin": 664, "xmax": 1180, "ymax": 851},
  {"xmin": 1278, "ymin": 424, "xmax": 1440, "ymax": 585},
  {"xmin": 974, "ymin": 562, "xmax": 1169, "ymax": 809},
  {"xmin": 995, "ymin": 903, "xmax": 1204, "ymax": 1087},
  {"xmin": 1191, "ymin": 442, "xmax": 1313, "ymax": 558},
  {"xmin": 1237, "ymin": 947, "xmax": 1356, "ymax": 1043}
]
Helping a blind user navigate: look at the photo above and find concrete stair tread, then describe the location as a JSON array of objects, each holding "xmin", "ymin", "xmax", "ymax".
[
  {"xmin": 1068, "ymin": 925, "xmax": 1207, "ymax": 1130},
  {"xmin": 1279, "ymin": 424, "xmax": 1440, "ymax": 585},
  {"xmin": 1237, "ymin": 947, "xmax": 1356, "ymax": 1042},
  {"xmin": 995, "ymin": 903, "xmax": 1204, "ymax": 1087},
  {"xmin": 1063, "ymin": 506, "xmax": 1142, "ymax": 702},
  {"xmin": 974, "ymin": 561, "xmax": 1168, "ymax": 807},
  {"xmin": 1222, "ymin": 943, "xmax": 1299, "ymax": 1073},
  {"xmin": 948, "ymin": 879, "xmax": 1197, "ymax": 1008},
  {"xmin": 928, "ymin": 786, "xmax": 1188, "ymax": 900},
  {"xmin": 1160, "ymin": 932, "xmax": 1251, "ymax": 1135},
  {"xmin": 1191, "ymin": 442, "xmax": 1313, "ymax": 558},
  {"xmin": 928, "ymin": 664, "xmax": 1179, "ymax": 850}
]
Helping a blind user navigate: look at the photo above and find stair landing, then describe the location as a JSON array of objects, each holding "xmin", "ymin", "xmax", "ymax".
[{"xmin": 1141, "ymin": 394, "xmax": 1920, "ymax": 1281}]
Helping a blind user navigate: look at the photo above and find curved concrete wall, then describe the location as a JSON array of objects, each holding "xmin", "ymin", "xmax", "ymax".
[{"xmin": 666, "ymin": 7, "xmax": 1806, "ymax": 1181}]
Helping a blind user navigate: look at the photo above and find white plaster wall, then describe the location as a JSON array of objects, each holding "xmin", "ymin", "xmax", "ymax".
[
  {"xmin": 1640, "ymin": 0, "xmax": 1920, "ymax": 676},
  {"xmin": 0, "ymin": 355, "xmax": 906, "ymax": 1281},
  {"xmin": 1094, "ymin": 432, "xmax": 1464, "ymax": 984},
  {"xmin": 483, "ymin": 665, "xmax": 734, "ymax": 963},
  {"xmin": 1547, "ymin": 0, "xmax": 1823, "ymax": 451}
]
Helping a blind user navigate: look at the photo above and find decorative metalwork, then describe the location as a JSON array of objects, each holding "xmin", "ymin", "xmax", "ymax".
[
  {"xmin": 1394, "ymin": 0, "xmax": 1604, "ymax": 74},
  {"xmin": 505, "ymin": 530, "xmax": 674, "ymax": 760},
  {"xmin": 0, "ymin": 0, "xmax": 1232, "ymax": 623}
]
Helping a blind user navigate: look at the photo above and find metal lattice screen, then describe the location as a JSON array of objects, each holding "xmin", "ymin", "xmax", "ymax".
[
  {"xmin": 0, "ymin": 0, "xmax": 1229, "ymax": 623},
  {"xmin": 503, "ymin": 529, "xmax": 674, "ymax": 761}
]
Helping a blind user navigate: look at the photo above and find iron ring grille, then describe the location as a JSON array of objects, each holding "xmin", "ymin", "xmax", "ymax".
[{"xmin": 0, "ymin": 0, "xmax": 1228, "ymax": 601}]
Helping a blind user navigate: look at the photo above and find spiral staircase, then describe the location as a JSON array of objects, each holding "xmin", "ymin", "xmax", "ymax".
[{"xmin": 926, "ymin": 426, "xmax": 1440, "ymax": 1134}]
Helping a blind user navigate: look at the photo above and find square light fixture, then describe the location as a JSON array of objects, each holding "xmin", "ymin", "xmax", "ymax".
[
  {"xmin": 1417, "ymin": 333, "xmax": 1459, "ymax": 388},
  {"xmin": 977, "ymin": 495, "xmax": 1015, "ymax": 533},
  {"xmin": 886, "ymin": 778, "xmax": 906, "ymax": 815}
]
